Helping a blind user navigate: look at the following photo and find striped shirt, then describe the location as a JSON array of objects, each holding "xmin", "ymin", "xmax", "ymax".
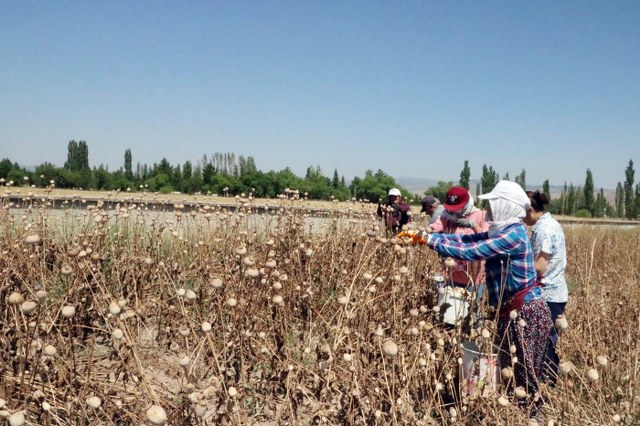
[{"xmin": 428, "ymin": 222, "xmax": 542, "ymax": 307}]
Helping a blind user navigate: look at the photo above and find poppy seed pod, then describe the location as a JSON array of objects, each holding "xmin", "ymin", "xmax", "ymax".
[
  {"xmin": 382, "ymin": 340, "xmax": 398, "ymax": 357},
  {"xmin": 146, "ymin": 405, "xmax": 167, "ymax": 425}
]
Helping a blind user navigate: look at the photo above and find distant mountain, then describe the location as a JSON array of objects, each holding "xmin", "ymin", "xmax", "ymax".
[{"xmin": 395, "ymin": 177, "xmax": 442, "ymax": 194}]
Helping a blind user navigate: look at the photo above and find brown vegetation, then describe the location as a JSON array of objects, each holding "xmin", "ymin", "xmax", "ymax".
[{"xmin": 0, "ymin": 194, "xmax": 638, "ymax": 425}]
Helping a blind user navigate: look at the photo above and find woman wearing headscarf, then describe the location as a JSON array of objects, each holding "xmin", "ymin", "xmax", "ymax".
[
  {"xmin": 425, "ymin": 181, "xmax": 551, "ymax": 416},
  {"xmin": 430, "ymin": 186, "xmax": 489, "ymax": 290}
]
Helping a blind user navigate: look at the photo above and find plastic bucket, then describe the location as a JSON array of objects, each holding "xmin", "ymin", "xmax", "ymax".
[
  {"xmin": 460, "ymin": 341, "xmax": 499, "ymax": 397},
  {"xmin": 437, "ymin": 286, "xmax": 469, "ymax": 325}
]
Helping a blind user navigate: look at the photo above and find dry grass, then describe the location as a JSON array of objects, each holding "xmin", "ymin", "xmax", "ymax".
[{"xmin": 0, "ymin": 193, "xmax": 638, "ymax": 425}]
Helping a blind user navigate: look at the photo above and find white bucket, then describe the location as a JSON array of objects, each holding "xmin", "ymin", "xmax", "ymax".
[
  {"xmin": 437, "ymin": 286, "xmax": 469, "ymax": 325},
  {"xmin": 460, "ymin": 341, "xmax": 500, "ymax": 397}
]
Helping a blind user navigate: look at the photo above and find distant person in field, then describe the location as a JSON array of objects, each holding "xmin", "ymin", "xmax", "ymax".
[
  {"xmin": 524, "ymin": 190, "xmax": 568, "ymax": 385},
  {"xmin": 424, "ymin": 180, "xmax": 551, "ymax": 418},
  {"xmin": 420, "ymin": 195, "xmax": 444, "ymax": 226},
  {"xmin": 430, "ymin": 186, "xmax": 489, "ymax": 290},
  {"xmin": 377, "ymin": 188, "xmax": 411, "ymax": 235}
]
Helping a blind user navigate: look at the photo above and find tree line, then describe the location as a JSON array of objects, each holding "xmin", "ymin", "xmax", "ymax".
[
  {"xmin": 2, "ymin": 141, "xmax": 638, "ymax": 219},
  {"xmin": 425, "ymin": 159, "xmax": 640, "ymax": 219},
  {"xmin": 0, "ymin": 140, "xmax": 408, "ymax": 203}
]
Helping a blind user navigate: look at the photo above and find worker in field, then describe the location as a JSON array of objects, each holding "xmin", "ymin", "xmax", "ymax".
[
  {"xmin": 377, "ymin": 188, "xmax": 411, "ymax": 235},
  {"xmin": 524, "ymin": 190, "xmax": 568, "ymax": 385},
  {"xmin": 420, "ymin": 195, "xmax": 445, "ymax": 226},
  {"xmin": 430, "ymin": 186, "xmax": 489, "ymax": 293},
  {"xmin": 424, "ymin": 180, "xmax": 551, "ymax": 419}
]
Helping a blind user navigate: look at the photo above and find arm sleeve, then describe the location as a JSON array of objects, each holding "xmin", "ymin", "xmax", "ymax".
[{"xmin": 428, "ymin": 230, "xmax": 519, "ymax": 261}]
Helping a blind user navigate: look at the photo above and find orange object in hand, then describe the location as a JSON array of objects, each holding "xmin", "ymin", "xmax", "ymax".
[{"xmin": 397, "ymin": 230, "xmax": 427, "ymax": 245}]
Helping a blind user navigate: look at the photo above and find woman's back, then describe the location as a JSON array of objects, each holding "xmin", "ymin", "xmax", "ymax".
[{"xmin": 530, "ymin": 212, "xmax": 568, "ymax": 303}]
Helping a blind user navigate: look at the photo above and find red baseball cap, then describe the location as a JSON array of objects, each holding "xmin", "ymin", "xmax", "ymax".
[{"xmin": 444, "ymin": 186, "xmax": 470, "ymax": 211}]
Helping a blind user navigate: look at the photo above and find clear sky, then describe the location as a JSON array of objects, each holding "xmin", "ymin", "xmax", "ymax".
[{"xmin": 1, "ymin": 1, "xmax": 639, "ymax": 189}]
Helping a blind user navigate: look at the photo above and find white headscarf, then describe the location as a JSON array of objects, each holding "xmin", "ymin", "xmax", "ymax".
[
  {"xmin": 485, "ymin": 198, "xmax": 526, "ymax": 237},
  {"xmin": 478, "ymin": 180, "xmax": 530, "ymax": 237}
]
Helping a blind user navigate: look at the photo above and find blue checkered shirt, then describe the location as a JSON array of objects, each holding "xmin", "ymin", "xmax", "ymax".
[{"xmin": 428, "ymin": 222, "xmax": 542, "ymax": 307}]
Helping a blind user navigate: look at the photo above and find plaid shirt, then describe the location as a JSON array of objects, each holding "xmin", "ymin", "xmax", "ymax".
[{"xmin": 428, "ymin": 222, "xmax": 542, "ymax": 307}]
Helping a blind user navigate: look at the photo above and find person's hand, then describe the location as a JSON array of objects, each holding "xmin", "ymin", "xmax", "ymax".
[
  {"xmin": 425, "ymin": 233, "xmax": 434, "ymax": 245},
  {"xmin": 454, "ymin": 218, "xmax": 475, "ymax": 228}
]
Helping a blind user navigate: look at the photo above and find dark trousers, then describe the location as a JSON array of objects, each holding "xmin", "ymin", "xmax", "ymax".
[{"xmin": 545, "ymin": 301, "xmax": 567, "ymax": 383}]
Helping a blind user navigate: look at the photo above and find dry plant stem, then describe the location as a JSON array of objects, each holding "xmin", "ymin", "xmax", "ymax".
[{"xmin": 379, "ymin": 349, "xmax": 399, "ymax": 425}]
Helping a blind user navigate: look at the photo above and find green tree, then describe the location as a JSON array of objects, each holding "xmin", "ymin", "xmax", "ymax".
[
  {"xmin": 351, "ymin": 169, "xmax": 404, "ymax": 202},
  {"xmin": 64, "ymin": 140, "xmax": 89, "ymax": 171},
  {"xmin": 124, "ymin": 149, "xmax": 133, "ymax": 180},
  {"xmin": 615, "ymin": 182, "xmax": 624, "ymax": 218},
  {"xmin": 272, "ymin": 167, "xmax": 302, "ymax": 196},
  {"xmin": 191, "ymin": 166, "xmax": 204, "ymax": 193},
  {"xmin": 238, "ymin": 155, "xmax": 257, "ymax": 177},
  {"xmin": 202, "ymin": 163, "xmax": 215, "ymax": 187},
  {"xmin": 54, "ymin": 167, "xmax": 77, "ymax": 188},
  {"xmin": 459, "ymin": 160, "xmax": 471, "ymax": 190},
  {"xmin": 34, "ymin": 162, "xmax": 57, "ymax": 186},
  {"xmin": 182, "ymin": 161, "xmax": 193, "ymax": 193},
  {"xmin": 154, "ymin": 158, "xmax": 173, "ymax": 177},
  {"xmin": 624, "ymin": 159, "xmax": 635, "ymax": 219},
  {"xmin": 147, "ymin": 173, "xmax": 173, "ymax": 193},
  {"xmin": 302, "ymin": 165, "xmax": 332, "ymax": 199},
  {"xmin": 583, "ymin": 169, "xmax": 594, "ymax": 214},
  {"xmin": 332, "ymin": 169, "xmax": 340, "ymax": 188},
  {"xmin": 75, "ymin": 168, "xmax": 93, "ymax": 189},
  {"xmin": 172, "ymin": 164, "xmax": 182, "ymax": 190},
  {"xmin": 542, "ymin": 179, "xmax": 550, "ymax": 201},
  {"xmin": 480, "ymin": 164, "xmax": 499, "ymax": 195},
  {"xmin": 593, "ymin": 188, "xmax": 608, "ymax": 218},
  {"xmin": 64, "ymin": 140, "xmax": 78, "ymax": 171},
  {"xmin": 94, "ymin": 165, "xmax": 114, "ymax": 190},
  {"xmin": 425, "ymin": 181, "xmax": 455, "ymax": 204},
  {"xmin": 566, "ymin": 184, "xmax": 576, "ymax": 215},
  {"xmin": 514, "ymin": 169, "xmax": 526, "ymax": 189},
  {"xmin": 349, "ymin": 176, "xmax": 362, "ymax": 200},
  {"xmin": 0, "ymin": 158, "xmax": 13, "ymax": 178},
  {"xmin": 78, "ymin": 141, "xmax": 89, "ymax": 170}
]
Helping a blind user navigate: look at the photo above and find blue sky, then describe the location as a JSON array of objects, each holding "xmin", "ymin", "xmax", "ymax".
[{"xmin": 1, "ymin": 1, "xmax": 639, "ymax": 189}]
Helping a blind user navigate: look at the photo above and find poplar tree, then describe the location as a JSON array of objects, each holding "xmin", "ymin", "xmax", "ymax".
[
  {"xmin": 624, "ymin": 159, "xmax": 635, "ymax": 219},
  {"xmin": 584, "ymin": 168, "xmax": 594, "ymax": 214},
  {"xmin": 124, "ymin": 149, "xmax": 133, "ymax": 180},
  {"xmin": 514, "ymin": 169, "xmax": 526, "ymax": 189},
  {"xmin": 459, "ymin": 160, "xmax": 471, "ymax": 190},
  {"xmin": 615, "ymin": 182, "xmax": 624, "ymax": 218},
  {"xmin": 542, "ymin": 179, "xmax": 550, "ymax": 201},
  {"xmin": 480, "ymin": 164, "xmax": 499, "ymax": 194},
  {"xmin": 566, "ymin": 184, "xmax": 576, "ymax": 215}
]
